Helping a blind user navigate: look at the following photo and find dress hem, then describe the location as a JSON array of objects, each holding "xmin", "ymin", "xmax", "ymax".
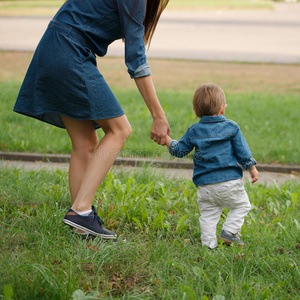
[{"xmin": 13, "ymin": 109, "xmax": 126, "ymax": 129}]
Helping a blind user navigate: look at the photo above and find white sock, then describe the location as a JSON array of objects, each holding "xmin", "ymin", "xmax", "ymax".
[
  {"xmin": 77, "ymin": 232, "xmax": 89, "ymax": 236},
  {"xmin": 74, "ymin": 230, "xmax": 89, "ymax": 236},
  {"xmin": 75, "ymin": 209, "xmax": 92, "ymax": 216}
]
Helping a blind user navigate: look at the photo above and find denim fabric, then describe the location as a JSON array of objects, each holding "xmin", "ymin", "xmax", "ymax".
[
  {"xmin": 53, "ymin": 0, "xmax": 150, "ymax": 78},
  {"xmin": 14, "ymin": 21, "xmax": 125, "ymax": 129},
  {"xmin": 169, "ymin": 115, "xmax": 256, "ymax": 186},
  {"xmin": 197, "ymin": 178, "xmax": 251, "ymax": 248},
  {"xmin": 14, "ymin": 0, "xmax": 151, "ymax": 128}
]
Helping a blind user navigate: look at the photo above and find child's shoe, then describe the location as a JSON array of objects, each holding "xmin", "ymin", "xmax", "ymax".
[
  {"xmin": 63, "ymin": 205, "xmax": 117, "ymax": 240},
  {"xmin": 219, "ymin": 230, "xmax": 244, "ymax": 246}
]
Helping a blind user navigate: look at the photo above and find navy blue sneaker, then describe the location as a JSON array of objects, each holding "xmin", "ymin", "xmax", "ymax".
[
  {"xmin": 63, "ymin": 205, "xmax": 117, "ymax": 240},
  {"xmin": 219, "ymin": 230, "xmax": 244, "ymax": 246}
]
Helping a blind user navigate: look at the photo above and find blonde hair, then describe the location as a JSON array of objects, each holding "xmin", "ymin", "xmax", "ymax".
[
  {"xmin": 144, "ymin": 0, "xmax": 169, "ymax": 46},
  {"xmin": 65, "ymin": 0, "xmax": 169, "ymax": 47},
  {"xmin": 193, "ymin": 83, "xmax": 226, "ymax": 118}
]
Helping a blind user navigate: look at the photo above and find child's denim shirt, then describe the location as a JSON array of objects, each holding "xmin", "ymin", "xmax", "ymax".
[{"xmin": 169, "ymin": 115, "xmax": 257, "ymax": 186}]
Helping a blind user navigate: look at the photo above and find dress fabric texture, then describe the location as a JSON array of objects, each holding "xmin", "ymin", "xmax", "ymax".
[
  {"xmin": 13, "ymin": 0, "xmax": 150, "ymax": 129},
  {"xmin": 168, "ymin": 115, "xmax": 257, "ymax": 186}
]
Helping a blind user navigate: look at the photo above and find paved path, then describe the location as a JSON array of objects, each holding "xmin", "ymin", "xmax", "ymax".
[
  {"xmin": 1, "ymin": 160, "xmax": 300, "ymax": 186},
  {"xmin": 1, "ymin": 3, "xmax": 300, "ymax": 63}
]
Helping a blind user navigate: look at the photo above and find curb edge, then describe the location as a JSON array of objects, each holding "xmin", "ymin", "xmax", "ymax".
[{"xmin": 1, "ymin": 151, "xmax": 299, "ymax": 174}]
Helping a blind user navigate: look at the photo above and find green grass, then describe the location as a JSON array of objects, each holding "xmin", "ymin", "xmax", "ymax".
[
  {"xmin": 0, "ymin": 166, "xmax": 299, "ymax": 299},
  {"xmin": 1, "ymin": 81, "xmax": 300, "ymax": 164}
]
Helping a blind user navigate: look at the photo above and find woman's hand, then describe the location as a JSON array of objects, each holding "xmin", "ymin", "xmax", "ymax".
[
  {"xmin": 150, "ymin": 116, "xmax": 170, "ymax": 145},
  {"xmin": 134, "ymin": 75, "xmax": 170, "ymax": 145}
]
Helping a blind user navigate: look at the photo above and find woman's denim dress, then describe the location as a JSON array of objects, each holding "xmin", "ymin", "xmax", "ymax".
[{"xmin": 13, "ymin": 0, "xmax": 151, "ymax": 129}]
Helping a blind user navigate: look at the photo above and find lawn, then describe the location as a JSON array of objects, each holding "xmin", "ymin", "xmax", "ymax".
[
  {"xmin": 0, "ymin": 166, "xmax": 299, "ymax": 299},
  {"xmin": 1, "ymin": 52, "xmax": 300, "ymax": 165},
  {"xmin": 1, "ymin": 2, "xmax": 300, "ymax": 299}
]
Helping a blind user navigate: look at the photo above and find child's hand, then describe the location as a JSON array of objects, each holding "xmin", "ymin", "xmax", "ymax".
[
  {"xmin": 249, "ymin": 166, "xmax": 259, "ymax": 183},
  {"xmin": 165, "ymin": 136, "xmax": 172, "ymax": 148}
]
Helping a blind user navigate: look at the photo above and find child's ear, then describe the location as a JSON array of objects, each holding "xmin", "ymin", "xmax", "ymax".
[{"xmin": 220, "ymin": 104, "xmax": 227, "ymax": 115}]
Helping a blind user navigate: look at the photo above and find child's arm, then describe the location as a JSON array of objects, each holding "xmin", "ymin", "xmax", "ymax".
[
  {"xmin": 231, "ymin": 124, "xmax": 259, "ymax": 182},
  {"xmin": 249, "ymin": 165, "xmax": 259, "ymax": 183},
  {"xmin": 165, "ymin": 136, "xmax": 172, "ymax": 148},
  {"xmin": 163, "ymin": 127, "xmax": 194, "ymax": 158}
]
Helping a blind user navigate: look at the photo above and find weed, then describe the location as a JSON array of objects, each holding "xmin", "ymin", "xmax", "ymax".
[{"xmin": 0, "ymin": 166, "xmax": 299, "ymax": 299}]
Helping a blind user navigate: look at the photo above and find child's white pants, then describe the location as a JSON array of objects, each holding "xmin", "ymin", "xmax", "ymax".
[{"xmin": 197, "ymin": 178, "xmax": 251, "ymax": 249}]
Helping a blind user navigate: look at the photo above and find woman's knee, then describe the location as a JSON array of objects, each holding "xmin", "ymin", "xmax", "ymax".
[
  {"xmin": 112, "ymin": 122, "xmax": 132, "ymax": 146},
  {"xmin": 119, "ymin": 120, "xmax": 132, "ymax": 140},
  {"xmin": 99, "ymin": 115, "xmax": 132, "ymax": 141}
]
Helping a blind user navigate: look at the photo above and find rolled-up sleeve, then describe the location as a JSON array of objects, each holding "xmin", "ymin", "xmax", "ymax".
[
  {"xmin": 169, "ymin": 129, "xmax": 194, "ymax": 158},
  {"xmin": 133, "ymin": 63, "xmax": 151, "ymax": 78},
  {"xmin": 242, "ymin": 157, "xmax": 257, "ymax": 170},
  {"xmin": 116, "ymin": 0, "xmax": 151, "ymax": 78}
]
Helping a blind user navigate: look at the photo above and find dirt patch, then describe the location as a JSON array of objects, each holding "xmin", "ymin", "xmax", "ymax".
[
  {"xmin": 97, "ymin": 57, "xmax": 300, "ymax": 95},
  {"xmin": 0, "ymin": 51, "xmax": 34, "ymax": 81},
  {"xmin": 1, "ymin": 51, "xmax": 299, "ymax": 95}
]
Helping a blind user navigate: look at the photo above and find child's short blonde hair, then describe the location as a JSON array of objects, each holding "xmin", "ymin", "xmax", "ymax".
[{"xmin": 193, "ymin": 83, "xmax": 226, "ymax": 118}]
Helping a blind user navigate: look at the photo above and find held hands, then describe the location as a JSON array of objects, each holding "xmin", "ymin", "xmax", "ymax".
[
  {"xmin": 133, "ymin": 76, "xmax": 170, "ymax": 145},
  {"xmin": 150, "ymin": 116, "xmax": 170, "ymax": 145},
  {"xmin": 249, "ymin": 166, "xmax": 259, "ymax": 183}
]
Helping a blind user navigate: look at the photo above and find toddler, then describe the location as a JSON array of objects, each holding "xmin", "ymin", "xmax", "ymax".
[{"xmin": 165, "ymin": 83, "xmax": 259, "ymax": 249}]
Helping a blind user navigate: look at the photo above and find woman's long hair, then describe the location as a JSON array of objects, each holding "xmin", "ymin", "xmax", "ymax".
[
  {"xmin": 144, "ymin": 0, "xmax": 169, "ymax": 47},
  {"xmin": 64, "ymin": 0, "xmax": 169, "ymax": 47}
]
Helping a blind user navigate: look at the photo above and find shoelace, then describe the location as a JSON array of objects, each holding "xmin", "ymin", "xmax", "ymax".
[{"xmin": 91, "ymin": 206, "xmax": 104, "ymax": 226}]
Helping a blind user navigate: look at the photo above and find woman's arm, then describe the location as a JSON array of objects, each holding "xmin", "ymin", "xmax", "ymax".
[{"xmin": 134, "ymin": 75, "xmax": 170, "ymax": 145}]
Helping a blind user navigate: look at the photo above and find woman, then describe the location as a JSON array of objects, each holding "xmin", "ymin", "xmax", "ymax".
[{"xmin": 14, "ymin": 0, "xmax": 170, "ymax": 239}]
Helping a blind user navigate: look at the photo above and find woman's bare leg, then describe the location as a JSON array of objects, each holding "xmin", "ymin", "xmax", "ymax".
[
  {"xmin": 60, "ymin": 115, "xmax": 99, "ymax": 204},
  {"xmin": 61, "ymin": 114, "xmax": 132, "ymax": 212}
]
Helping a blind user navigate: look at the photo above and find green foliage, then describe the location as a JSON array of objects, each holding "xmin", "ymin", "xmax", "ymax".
[
  {"xmin": 0, "ymin": 166, "xmax": 299, "ymax": 299},
  {"xmin": 98, "ymin": 170, "xmax": 197, "ymax": 234},
  {"xmin": 3, "ymin": 284, "xmax": 13, "ymax": 300},
  {"xmin": 1, "ymin": 81, "xmax": 300, "ymax": 164}
]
